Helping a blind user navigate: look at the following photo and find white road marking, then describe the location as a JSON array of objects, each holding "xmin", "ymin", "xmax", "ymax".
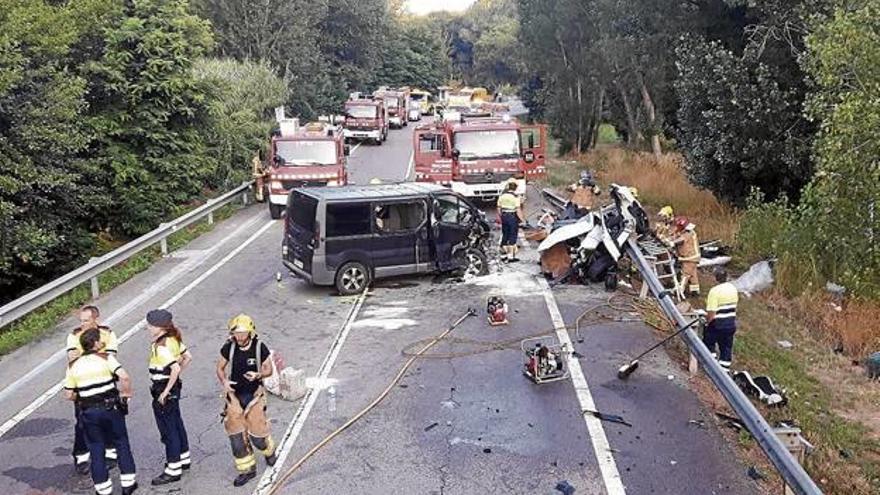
[
  {"xmin": 0, "ymin": 218, "xmax": 276, "ymax": 439},
  {"xmin": 349, "ymin": 142, "xmax": 362, "ymax": 156},
  {"xmin": 254, "ymin": 290, "xmax": 367, "ymax": 495},
  {"xmin": 0, "ymin": 213, "xmax": 264, "ymax": 405},
  {"xmin": 538, "ymin": 277, "xmax": 627, "ymax": 495}
]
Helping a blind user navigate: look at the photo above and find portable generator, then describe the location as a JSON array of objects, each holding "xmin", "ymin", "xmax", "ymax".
[
  {"xmin": 522, "ymin": 337, "xmax": 570, "ymax": 384},
  {"xmin": 486, "ymin": 296, "xmax": 509, "ymax": 326}
]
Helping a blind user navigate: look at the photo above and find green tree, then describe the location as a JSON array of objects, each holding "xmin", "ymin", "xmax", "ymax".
[
  {"xmin": 192, "ymin": 58, "xmax": 288, "ymax": 188},
  {"xmin": 0, "ymin": 0, "xmax": 112, "ymax": 298},
  {"xmin": 87, "ymin": 0, "xmax": 215, "ymax": 235}
]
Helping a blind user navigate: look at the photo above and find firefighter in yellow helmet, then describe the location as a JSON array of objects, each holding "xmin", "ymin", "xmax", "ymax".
[
  {"xmin": 654, "ymin": 206, "xmax": 675, "ymax": 243},
  {"xmin": 670, "ymin": 216, "xmax": 701, "ymax": 296},
  {"xmin": 215, "ymin": 314, "xmax": 276, "ymax": 487}
]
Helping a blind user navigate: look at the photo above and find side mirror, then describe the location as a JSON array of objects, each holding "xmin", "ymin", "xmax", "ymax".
[
  {"xmin": 451, "ymin": 149, "xmax": 461, "ymax": 160},
  {"xmin": 528, "ymin": 134, "xmax": 535, "ymax": 148},
  {"xmin": 344, "ymin": 145, "xmax": 351, "ymax": 156},
  {"xmin": 273, "ymin": 155, "xmax": 284, "ymax": 166},
  {"xmin": 524, "ymin": 151, "xmax": 535, "ymax": 163}
]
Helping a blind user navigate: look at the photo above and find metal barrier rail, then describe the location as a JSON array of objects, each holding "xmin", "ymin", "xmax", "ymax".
[
  {"xmin": 541, "ymin": 187, "xmax": 567, "ymax": 211},
  {"xmin": 0, "ymin": 181, "xmax": 254, "ymax": 329},
  {"xmin": 624, "ymin": 238, "xmax": 822, "ymax": 495}
]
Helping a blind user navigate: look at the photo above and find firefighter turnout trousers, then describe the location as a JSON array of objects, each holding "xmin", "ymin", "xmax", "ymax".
[{"xmin": 223, "ymin": 387, "xmax": 275, "ymax": 473}]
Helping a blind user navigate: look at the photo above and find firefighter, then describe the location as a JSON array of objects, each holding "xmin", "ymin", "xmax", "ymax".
[
  {"xmin": 216, "ymin": 314, "xmax": 277, "ymax": 487},
  {"xmin": 704, "ymin": 267, "xmax": 739, "ymax": 370},
  {"xmin": 497, "ymin": 180, "xmax": 524, "ymax": 262},
  {"xmin": 568, "ymin": 170, "xmax": 601, "ymax": 211},
  {"xmin": 146, "ymin": 309, "xmax": 193, "ymax": 486},
  {"xmin": 64, "ymin": 328, "xmax": 137, "ymax": 495},
  {"xmin": 67, "ymin": 306, "xmax": 119, "ymax": 475},
  {"xmin": 670, "ymin": 216, "xmax": 701, "ymax": 296},
  {"xmin": 654, "ymin": 206, "xmax": 675, "ymax": 243}
]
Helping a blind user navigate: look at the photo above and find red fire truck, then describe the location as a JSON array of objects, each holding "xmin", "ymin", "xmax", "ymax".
[
  {"xmin": 374, "ymin": 87, "xmax": 410, "ymax": 129},
  {"xmin": 343, "ymin": 98, "xmax": 388, "ymax": 145},
  {"xmin": 264, "ymin": 120, "xmax": 349, "ymax": 219},
  {"xmin": 412, "ymin": 114, "xmax": 546, "ymax": 201}
]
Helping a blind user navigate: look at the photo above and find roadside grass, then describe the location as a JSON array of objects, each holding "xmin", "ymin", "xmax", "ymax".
[
  {"xmin": 0, "ymin": 203, "xmax": 242, "ymax": 356},
  {"xmin": 542, "ymin": 145, "xmax": 880, "ymax": 493}
]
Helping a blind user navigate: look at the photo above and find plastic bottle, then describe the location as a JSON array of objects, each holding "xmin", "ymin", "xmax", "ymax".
[{"xmin": 328, "ymin": 386, "xmax": 337, "ymax": 414}]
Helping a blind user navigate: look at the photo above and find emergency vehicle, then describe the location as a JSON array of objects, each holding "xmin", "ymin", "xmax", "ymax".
[
  {"xmin": 374, "ymin": 87, "xmax": 410, "ymax": 129},
  {"xmin": 413, "ymin": 114, "xmax": 546, "ymax": 201},
  {"xmin": 264, "ymin": 120, "xmax": 348, "ymax": 219},
  {"xmin": 343, "ymin": 98, "xmax": 388, "ymax": 144},
  {"xmin": 409, "ymin": 89, "xmax": 433, "ymax": 115}
]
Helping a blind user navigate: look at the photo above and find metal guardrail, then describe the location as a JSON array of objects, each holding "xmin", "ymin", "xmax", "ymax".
[
  {"xmin": 542, "ymin": 187, "xmax": 567, "ymax": 211},
  {"xmin": 0, "ymin": 181, "xmax": 254, "ymax": 329},
  {"xmin": 625, "ymin": 238, "xmax": 822, "ymax": 495}
]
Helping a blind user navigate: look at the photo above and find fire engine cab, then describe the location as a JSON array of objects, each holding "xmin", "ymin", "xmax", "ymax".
[
  {"xmin": 343, "ymin": 98, "xmax": 388, "ymax": 145},
  {"xmin": 413, "ymin": 114, "xmax": 546, "ymax": 201},
  {"xmin": 374, "ymin": 87, "xmax": 410, "ymax": 129},
  {"xmin": 265, "ymin": 119, "xmax": 348, "ymax": 219}
]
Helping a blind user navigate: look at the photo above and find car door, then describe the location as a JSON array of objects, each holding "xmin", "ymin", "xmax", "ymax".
[
  {"xmin": 371, "ymin": 200, "xmax": 428, "ymax": 277},
  {"xmin": 430, "ymin": 194, "xmax": 472, "ymax": 271}
]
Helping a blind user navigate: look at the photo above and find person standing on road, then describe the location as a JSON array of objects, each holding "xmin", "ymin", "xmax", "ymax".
[
  {"xmin": 497, "ymin": 180, "xmax": 524, "ymax": 262},
  {"xmin": 64, "ymin": 327, "xmax": 138, "ymax": 495},
  {"xmin": 67, "ymin": 305, "xmax": 119, "ymax": 475},
  {"xmin": 216, "ymin": 314, "xmax": 277, "ymax": 487},
  {"xmin": 146, "ymin": 309, "xmax": 193, "ymax": 486},
  {"xmin": 670, "ymin": 216, "xmax": 701, "ymax": 296},
  {"xmin": 704, "ymin": 267, "xmax": 739, "ymax": 370}
]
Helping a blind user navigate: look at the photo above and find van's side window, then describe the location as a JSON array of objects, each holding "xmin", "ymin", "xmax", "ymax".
[
  {"xmin": 327, "ymin": 203, "xmax": 372, "ymax": 237},
  {"xmin": 374, "ymin": 202, "xmax": 426, "ymax": 233},
  {"xmin": 433, "ymin": 196, "xmax": 461, "ymax": 224}
]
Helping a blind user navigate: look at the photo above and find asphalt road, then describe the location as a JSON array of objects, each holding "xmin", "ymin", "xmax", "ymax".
[{"xmin": 0, "ymin": 123, "xmax": 758, "ymax": 495}]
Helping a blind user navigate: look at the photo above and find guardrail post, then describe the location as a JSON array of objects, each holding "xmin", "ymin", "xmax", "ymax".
[
  {"xmin": 207, "ymin": 211, "xmax": 214, "ymax": 225},
  {"xmin": 160, "ymin": 237, "xmax": 168, "ymax": 256},
  {"xmin": 241, "ymin": 190, "xmax": 248, "ymax": 206},
  {"xmin": 90, "ymin": 276, "xmax": 100, "ymax": 299}
]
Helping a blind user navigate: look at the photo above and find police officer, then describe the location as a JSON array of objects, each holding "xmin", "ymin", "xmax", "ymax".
[
  {"xmin": 497, "ymin": 180, "xmax": 524, "ymax": 262},
  {"xmin": 67, "ymin": 305, "xmax": 119, "ymax": 474},
  {"xmin": 216, "ymin": 314, "xmax": 277, "ymax": 487},
  {"xmin": 64, "ymin": 327, "xmax": 137, "ymax": 495},
  {"xmin": 704, "ymin": 267, "xmax": 739, "ymax": 370},
  {"xmin": 146, "ymin": 309, "xmax": 193, "ymax": 485}
]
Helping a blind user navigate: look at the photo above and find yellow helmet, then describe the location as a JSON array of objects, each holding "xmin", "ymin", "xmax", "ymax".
[
  {"xmin": 659, "ymin": 206, "xmax": 673, "ymax": 219},
  {"xmin": 629, "ymin": 187, "xmax": 639, "ymax": 198},
  {"xmin": 228, "ymin": 314, "xmax": 256, "ymax": 335}
]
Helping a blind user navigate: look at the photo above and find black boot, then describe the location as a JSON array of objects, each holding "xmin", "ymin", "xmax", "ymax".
[
  {"xmin": 151, "ymin": 472, "xmax": 180, "ymax": 486},
  {"xmin": 265, "ymin": 453, "xmax": 277, "ymax": 466},
  {"xmin": 233, "ymin": 470, "xmax": 257, "ymax": 487},
  {"xmin": 75, "ymin": 461, "xmax": 90, "ymax": 476},
  {"xmin": 122, "ymin": 482, "xmax": 139, "ymax": 495}
]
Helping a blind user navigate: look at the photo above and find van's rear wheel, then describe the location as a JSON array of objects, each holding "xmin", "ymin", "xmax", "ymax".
[
  {"xmin": 269, "ymin": 203, "xmax": 283, "ymax": 219},
  {"xmin": 336, "ymin": 261, "xmax": 370, "ymax": 295}
]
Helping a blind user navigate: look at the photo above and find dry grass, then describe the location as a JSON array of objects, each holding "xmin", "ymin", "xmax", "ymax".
[{"xmin": 550, "ymin": 148, "xmax": 741, "ymax": 243}]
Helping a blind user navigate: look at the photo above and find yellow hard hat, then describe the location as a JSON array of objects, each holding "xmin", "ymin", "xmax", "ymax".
[
  {"xmin": 228, "ymin": 314, "xmax": 256, "ymax": 335},
  {"xmin": 659, "ymin": 206, "xmax": 673, "ymax": 218},
  {"xmin": 630, "ymin": 187, "xmax": 639, "ymax": 198}
]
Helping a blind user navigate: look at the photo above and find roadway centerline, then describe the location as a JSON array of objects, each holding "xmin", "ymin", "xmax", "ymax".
[
  {"xmin": 0, "ymin": 218, "xmax": 277, "ymax": 439},
  {"xmin": 538, "ymin": 277, "xmax": 627, "ymax": 495},
  {"xmin": 254, "ymin": 290, "xmax": 368, "ymax": 495}
]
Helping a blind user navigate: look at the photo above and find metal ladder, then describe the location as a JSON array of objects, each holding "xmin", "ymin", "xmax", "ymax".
[{"xmin": 637, "ymin": 239, "xmax": 684, "ymax": 301}]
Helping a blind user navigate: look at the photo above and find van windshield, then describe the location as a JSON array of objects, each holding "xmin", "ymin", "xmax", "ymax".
[
  {"xmin": 454, "ymin": 130, "xmax": 520, "ymax": 159},
  {"xmin": 275, "ymin": 140, "xmax": 337, "ymax": 166},
  {"xmin": 347, "ymin": 105, "xmax": 378, "ymax": 119}
]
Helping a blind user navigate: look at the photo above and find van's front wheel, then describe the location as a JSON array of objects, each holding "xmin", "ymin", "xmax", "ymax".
[
  {"xmin": 335, "ymin": 261, "xmax": 371, "ymax": 295},
  {"xmin": 464, "ymin": 249, "xmax": 489, "ymax": 277}
]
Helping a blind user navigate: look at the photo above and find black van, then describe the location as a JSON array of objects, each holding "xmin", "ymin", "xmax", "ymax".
[{"xmin": 282, "ymin": 183, "xmax": 491, "ymax": 295}]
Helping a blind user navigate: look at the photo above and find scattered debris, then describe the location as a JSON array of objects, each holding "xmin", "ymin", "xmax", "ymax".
[
  {"xmin": 732, "ymin": 260, "xmax": 774, "ymax": 296},
  {"xmin": 715, "ymin": 412, "xmax": 745, "ymax": 431},
  {"xmin": 825, "ymin": 281, "xmax": 846, "ymax": 298},
  {"xmin": 777, "ymin": 340, "xmax": 793, "ymax": 349},
  {"xmin": 733, "ymin": 371, "xmax": 788, "ymax": 407},
  {"xmin": 482, "ymin": 448, "xmax": 492, "ymax": 454},
  {"xmin": 555, "ymin": 480, "xmax": 576, "ymax": 495},
  {"xmin": 688, "ymin": 419, "xmax": 706, "ymax": 429},
  {"xmin": 424, "ymin": 422, "xmax": 439, "ymax": 432},
  {"xmin": 839, "ymin": 449, "xmax": 853, "ymax": 459},
  {"xmin": 582, "ymin": 410, "xmax": 632, "ymax": 427},
  {"xmin": 667, "ymin": 374, "xmax": 675, "ymax": 381},
  {"xmin": 670, "ymin": 460, "xmax": 677, "ymax": 466},
  {"xmin": 747, "ymin": 466, "xmax": 766, "ymax": 481}
]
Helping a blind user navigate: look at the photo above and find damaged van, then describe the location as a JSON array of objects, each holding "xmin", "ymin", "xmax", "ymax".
[{"xmin": 282, "ymin": 183, "xmax": 491, "ymax": 295}]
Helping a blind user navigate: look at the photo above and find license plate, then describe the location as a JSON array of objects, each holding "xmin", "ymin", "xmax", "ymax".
[{"xmin": 293, "ymin": 259, "xmax": 304, "ymax": 269}]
